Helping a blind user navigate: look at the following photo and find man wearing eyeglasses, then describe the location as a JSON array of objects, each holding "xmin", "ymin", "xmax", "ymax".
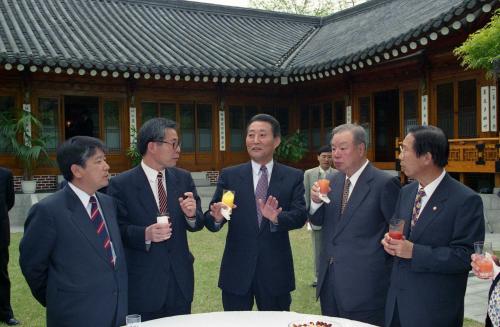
[{"xmin": 108, "ymin": 118, "xmax": 204, "ymax": 321}]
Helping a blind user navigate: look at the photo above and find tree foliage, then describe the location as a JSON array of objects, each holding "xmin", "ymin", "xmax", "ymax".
[
  {"xmin": 454, "ymin": 9, "xmax": 500, "ymax": 78},
  {"xmin": 249, "ymin": 0, "xmax": 363, "ymax": 16},
  {"xmin": 275, "ymin": 129, "xmax": 308, "ymax": 163}
]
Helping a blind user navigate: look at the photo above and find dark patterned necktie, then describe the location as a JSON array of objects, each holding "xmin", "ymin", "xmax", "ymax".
[
  {"xmin": 89, "ymin": 196, "xmax": 114, "ymax": 266},
  {"xmin": 157, "ymin": 171, "xmax": 168, "ymax": 214},
  {"xmin": 488, "ymin": 280, "xmax": 500, "ymax": 326},
  {"xmin": 410, "ymin": 187, "xmax": 426, "ymax": 229},
  {"xmin": 255, "ymin": 165, "xmax": 269, "ymax": 226},
  {"xmin": 341, "ymin": 178, "xmax": 351, "ymax": 214}
]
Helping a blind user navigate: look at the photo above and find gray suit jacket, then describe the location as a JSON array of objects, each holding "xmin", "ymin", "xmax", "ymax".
[
  {"xmin": 304, "ymin": 166, "xmax": 335, "ymax": 230},
  {"xmin": 385, "ymin": 174, "xmax": 485, "ymax": 327},
  {"xmin": 310, "ymin": 163, "xmax": 400, "ymax": 312}
]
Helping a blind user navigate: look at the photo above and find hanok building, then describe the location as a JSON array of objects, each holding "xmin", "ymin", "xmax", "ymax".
[{"xmin": 0, "ymin": 0, "xmax": 498, "ymax": 192}]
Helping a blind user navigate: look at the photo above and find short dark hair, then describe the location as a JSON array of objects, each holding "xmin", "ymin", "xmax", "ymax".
[
  {"xmin": 317, "ymin": 145, "xmax": 331, "ymax": 155},
  {"xmin": 408, "ymin": 125, "xmax": 449, "ymax": 168},
  {"xmin": 137, "ymin": 118, "xmax": 177, "ymax": 156},
  {"xmin": 246, "ymin": 114, "xmax": 281, "ymax": 138},
  {"xmin": 57, "ymin": 136, "xmax": 107, "ymax": 182}
]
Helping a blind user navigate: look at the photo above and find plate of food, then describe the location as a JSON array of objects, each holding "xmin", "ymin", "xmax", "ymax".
[{"xmin": 288, "ymin": 319, "xmax": 343, "ymax": 327}]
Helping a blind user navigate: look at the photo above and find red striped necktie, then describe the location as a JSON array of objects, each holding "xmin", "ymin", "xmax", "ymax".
[
  {"xmin": 89, "ymin": 196, "xmax": 114, "ymax": 266},
  {"xmin": 157, "ymin": 171, "xmax": 168, "ymax": 214}
]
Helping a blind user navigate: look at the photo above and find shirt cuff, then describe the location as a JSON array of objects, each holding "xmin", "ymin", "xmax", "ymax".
[
  {"xmin": 185, "ymin": 216, "xmax": 196, "ymax": 228},
  {"xmin": 309, "ymin": 200, "xmax": 323, "ymax": 215}
]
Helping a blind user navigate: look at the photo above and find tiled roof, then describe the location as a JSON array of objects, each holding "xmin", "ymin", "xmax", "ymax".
[
  {"xmin": 287, "ymin": 0, "xmax": 498, "ymax": 77},
  {"xmin": 0, "ymin": 0, "xmax": 497, "ymax": 83}
]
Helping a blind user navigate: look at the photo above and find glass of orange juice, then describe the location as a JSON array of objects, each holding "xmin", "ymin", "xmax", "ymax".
[
  {"xmin": 221, "ymin": 190, "xmax": 235, "ymax": 208},
  {"xmin": 474, "ymin": 241, "xmax": 493, "ymax": 278},
  {"xmin": 221, "ymin": 190, "xmax": 235, "ymax": 220},
  {"xmin": 317, "ymin": 179, "xmax": 331, "ymax": 203}
]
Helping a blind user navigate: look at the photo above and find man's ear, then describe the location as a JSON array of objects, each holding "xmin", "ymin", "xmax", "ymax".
[
  {"xmin": 70, "ymin": 164, "xmax": 83, "ymax": 179},
  {"xmin": 273, "ymin": 136, "xmax": 281, "ymax": 149},
  {"xmin": 423, "ymin": 152, "xmax": 433, "ymax": 165}
]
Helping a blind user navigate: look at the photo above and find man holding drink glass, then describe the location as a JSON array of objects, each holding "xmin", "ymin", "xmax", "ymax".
[
  {"xmin": 381, "ymin": 125, "xmax": 485, "ymax": 327},
  {"xmin": 309, "ymin": 123, "xmax": 400, "ymax": 326},
  {"xmin": 205, "ymin": 114, "xmax": 307, "ymax": 311},
  {"xmin": 108, "ymin": 118, "xmax": 204, "ymax": 321}
]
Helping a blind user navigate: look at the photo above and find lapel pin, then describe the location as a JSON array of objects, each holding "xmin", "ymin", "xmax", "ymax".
[{"xmin": 433, "ymin": 206, "xmax": 437, "ymax": 211}]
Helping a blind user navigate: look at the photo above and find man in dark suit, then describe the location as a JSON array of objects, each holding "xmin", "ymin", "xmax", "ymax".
[
  {"xmin": 382, "ymin": 125, "xmax": 485, "ymax": 327},
  {"xmin": 107, "ymin": 118, "xmax": 204, "ymax": 321},
  {"xmin": 20, "ymin": 136, "xmax": 128, "ymax": 327},
  {"xmin": 205, "ymin": 114, "xmax": 307, "ymax": 311},
  {"xmin": 309, "ymin": 123, "xmax": 400, "ymax": 326},
  {"xmin": 0, "ymin": 167, "xmax": 18, "ymax": 325}
]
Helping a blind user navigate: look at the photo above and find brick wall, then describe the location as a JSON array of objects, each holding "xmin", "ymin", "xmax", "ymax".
[
  {"xmin": 13, "ymin": 175, "xmax": 58, "ymax": 192},
  {"xmin": 206, "ymin": 171, "xmax": 219, "ymax": 185}
]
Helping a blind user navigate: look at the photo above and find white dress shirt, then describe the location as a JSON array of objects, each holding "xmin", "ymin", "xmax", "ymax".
[
  {"xmin": 309, "ymin": 159, "xmax": 370, "ymax": 215},
  {"xmin": 415, "ymin": 169, "xmax": 446, "ymax": 219}
]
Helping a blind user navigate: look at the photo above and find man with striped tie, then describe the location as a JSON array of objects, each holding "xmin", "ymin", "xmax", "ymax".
[
  {"xmin": 20, "ymin": 136, "xmax": 128, "ymax": 327},
  {"xmin": 108, "ymin": 118, "xmax": 204, "ymax": 321},
  {"xmin": 309, "ymin": 123, "xmax": 400, "ymax": 326},
  {"xmin": 382, "ymin": 125, "xmax": 485, "ymax": 327}
]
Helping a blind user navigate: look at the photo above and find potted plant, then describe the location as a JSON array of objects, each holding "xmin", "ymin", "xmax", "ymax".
[
  {"xmin": 0, "ymin": 110, "xmax": 52, "ymax": 193},
  {"xmin": 275, "ymin": 129, "xmax": 308, "ymax": 163},
  {"xmin": 126, "ymin": 126, "xmax": 142, "ymax": 167}
]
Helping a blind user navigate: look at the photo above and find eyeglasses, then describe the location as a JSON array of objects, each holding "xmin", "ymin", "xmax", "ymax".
[
  {"xmin": 399, "ymin": 145, "xmax": 408, "ymax": 154},
  {"xmin": 155, "ymin": 139, "xmax": 181, "ymax": 150}
]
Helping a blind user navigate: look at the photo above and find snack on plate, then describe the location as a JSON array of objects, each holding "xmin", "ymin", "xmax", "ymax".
[{"xmin": 289, "ymin": 321, "xmax": 333, "ymax": 327}]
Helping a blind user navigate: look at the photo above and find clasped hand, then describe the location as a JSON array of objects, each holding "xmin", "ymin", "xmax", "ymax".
[
  {"xmin": 311, "ymin": 181, "xmax": 330, "ymax": 204},
  {"xmin": 381, "ymin": 233, "xmax": 414, "ymax": 259},
  {"xmin": 145, "ymin": 222, "xmax": 172, "ymax": 242},
  {"xmin": 179, "ymin": 192, "xmax": 197, "ymax": 218},
  {"xmin": 209, "ymin": 202, "xmax": 238, "ymax": 223}
]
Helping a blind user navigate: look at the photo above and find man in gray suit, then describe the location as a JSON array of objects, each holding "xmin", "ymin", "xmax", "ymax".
[
  {"xmin": 303, "ymin": 145, "xmax": 335, "ymax": 287},
  {"xmin": 309, "ymin": 124, "xmax": 400, "ymax": 326}
]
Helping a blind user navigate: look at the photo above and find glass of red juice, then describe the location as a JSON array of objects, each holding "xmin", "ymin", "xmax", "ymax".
[
  {"xmin": 474, "ymin": 241, "xmax": 493, "ymax": 278},
  {"xmin": 389, "ymin": 218, "xmax": 405, "ymax": 240}
]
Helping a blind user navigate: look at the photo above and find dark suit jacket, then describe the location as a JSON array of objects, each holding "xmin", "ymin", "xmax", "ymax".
[
  {"xmin": 19, "ymin": 186, "xmax": 128, "ymax": 327},
  {"xmin": 310, "ymin": 163, "xmax": 400, "ymax": 312},
  {"xmin": 0, "ymin": 168, "xmax": 14, "ymax": 248},
  {"xmin": 385, "ymin": 174, "xmax": 485, "ymax": 327},
  {"xmin": 107, "ymin": 165, "xmax": 204, "ymax": 313},
  {"xmin": 205, "ymin": 162, "xmax": 307, "ymax": 296}
]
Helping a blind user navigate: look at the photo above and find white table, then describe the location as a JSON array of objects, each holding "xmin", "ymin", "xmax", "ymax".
[{"xmin": 133, "ymin": 311, "xmax": 377, "ymax": 327}]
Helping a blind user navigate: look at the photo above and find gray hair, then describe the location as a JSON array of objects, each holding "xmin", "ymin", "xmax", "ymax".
[
  {"xmin": 331, "ymin": 123, "xmax": 367, "ymax": 147},
  {"xmin": 138, "ymin": 118, "xmax": 177, "ymax": 156}
]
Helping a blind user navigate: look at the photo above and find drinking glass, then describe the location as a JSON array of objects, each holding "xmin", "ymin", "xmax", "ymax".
[
  {"xmin": 126, "ymin": 314, "xmax": 141, "ymax": 327},
  {"xmin": 157, "ymin": 211, "xmax": 170, "ymax": 224},
  {"xmin": 474, "ymin": 241, "xmax": 493, "ymax": 278},
  {"xmin": 221, "ymin": 190, "xmax": 235, "ymax": 209},
  {"xmin": 388, "ymin": 218, "xmax": 405, "ymax": 240},
  {"xmin": 318, "ymin": 179, "xmax": 330, "ymax": 196}
]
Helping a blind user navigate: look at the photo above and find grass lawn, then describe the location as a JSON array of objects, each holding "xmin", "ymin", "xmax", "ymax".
[{"xmin": 7, "ymin": 229, "xmax": 485, "ymax": 326}]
